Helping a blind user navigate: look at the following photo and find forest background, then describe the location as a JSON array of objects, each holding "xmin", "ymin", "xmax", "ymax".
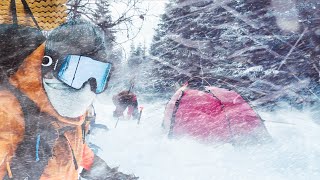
[{"xmin": 67, "ymin": 0, "xmax": 320, "ymax": 111}]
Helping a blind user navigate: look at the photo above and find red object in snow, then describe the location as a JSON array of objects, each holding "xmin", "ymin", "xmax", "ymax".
[
  {"xmin": 163, "ymin": 85, "xmax": 271, "ymax": 145},
  {"xmin": 81, "ymin": 144, "xmax": 95, "ymax": 171}
]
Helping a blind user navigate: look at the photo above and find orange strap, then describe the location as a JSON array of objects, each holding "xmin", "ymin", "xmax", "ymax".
[
  {"xmin": 6, "ymin": 162, "xmax": 12, "ymax": 178},
  {"xmin": 64, "ymin": 134, "xmax": 79, "ymax": 170}
]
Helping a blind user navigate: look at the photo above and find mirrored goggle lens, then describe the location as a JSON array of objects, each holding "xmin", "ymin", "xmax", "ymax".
[{"xmin": 57, "ymin": 55, "xmax": 112, "ymax": 94}]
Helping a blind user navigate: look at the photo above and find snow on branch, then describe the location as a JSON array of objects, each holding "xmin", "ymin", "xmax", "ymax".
[
  {"xmin": 148, "ymin": 55, "xmax": 192, "ymax": 77},
  {"xmin": 165, "ymin": 34, "xmax": 213, "ymax": 60},
  {"xmin": 172, "ymin": 0, "xmax": 231, "ymax": 9},
  {"xmin": 277, "ymin": 28, "xmax": 308, "ymax": 70},
  {"xmin": 228, "ymin": 46, "xmax": 270, "ymax": 59},
  {"xmin": 251, "ymin": 79, "xmax": 311, "ymax": 106},
  {"xmin": 166, "ymin": 0, "xmax": 231, "ymax": 19},
  {"xmin": 166, "ymin": 34, "xmax": 209, "ymax": 49},
  {"xmin": 220, "ymin": 4, "xmax": 259, "ymax": 29}
]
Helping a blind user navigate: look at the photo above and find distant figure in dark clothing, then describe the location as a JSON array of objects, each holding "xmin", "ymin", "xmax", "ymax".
[{"xmin": 112, "ymin": 90, "xmax": 139, "ymax": 120}]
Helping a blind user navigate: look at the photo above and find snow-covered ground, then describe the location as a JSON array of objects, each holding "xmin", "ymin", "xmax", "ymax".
[{"xmin": 90, "ymin": 96, "xmax": 320, "ymax": 180}]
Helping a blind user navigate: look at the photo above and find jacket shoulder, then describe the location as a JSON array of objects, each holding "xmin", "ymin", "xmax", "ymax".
[
  {"xmin": 0, "ymin": 89, "xmax": 25, "ymax": 132},
  {"xmin": 0, "ymin": 89, "xmax": 23, "ymax": 112},
  {"xmin": 0, "ymin": 90, "xmax": 25, "ymax": 179}
]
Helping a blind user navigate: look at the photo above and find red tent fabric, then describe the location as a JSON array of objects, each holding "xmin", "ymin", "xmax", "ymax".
[{"xmin": 163, "ymin": 85, "xmax": 271, "ymax": 145}]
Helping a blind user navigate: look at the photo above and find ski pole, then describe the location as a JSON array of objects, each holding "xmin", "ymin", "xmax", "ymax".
[
  {"xmin": 137, "ymin": 106, "xmax": 144, "ymax": 125},
  {"xmin": 128, "ymin": 77, "xmax": 135, "ymax": 94},
  {"xmin": 262, "ymin": 119, "xmax": 295, "ymax": 125},
  {"xmin": 115, "ymin": 117, "xmax": 120, "ymax": 128}
]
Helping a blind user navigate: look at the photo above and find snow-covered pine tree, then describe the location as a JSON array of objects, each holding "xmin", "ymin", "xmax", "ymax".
[
  {"xmin": 92, "ymin": 0, "xmax": 115, "ymax": 49},
  {"xmin": 67, "ymin": 0, "xmax": 115, "ymax": 49},
  {"xmin": 128, "ymin": 43, "xmax": 144, "ymax": 67},
  {"xmin": 148, "ymin": 0, "xmax": 320, "ymax": 108}
]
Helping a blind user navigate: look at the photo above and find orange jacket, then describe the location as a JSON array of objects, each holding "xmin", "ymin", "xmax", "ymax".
[{"xmin": 0, "ymin": 44, "xmax": 93, "ymax": 179}]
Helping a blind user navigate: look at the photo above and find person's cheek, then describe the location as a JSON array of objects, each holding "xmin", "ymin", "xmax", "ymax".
[{"xmin": 43, "ymin": 78, "xmax": 96, "ymax": 118}]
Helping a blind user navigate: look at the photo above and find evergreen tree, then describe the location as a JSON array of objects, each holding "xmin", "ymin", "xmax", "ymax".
[
  {"xmin": 129, "ymin": 42, "xmax": 135, "ymax": 57},
  {"xmin": 149, "ymin": 0, "xmax": 320, "ymax": 107},
  {"xmin": 92, "ymin": 0, "xmax": 115, "ymax": 48},
  {"xmin": 134, "ymin": 43, "xmax": 143, "ymax": 59},
  {"xmin": 67, "ymin": 0, "xmax": 115, "ymax": 48},
  {"xmin": 128, "ymin": 43, "xmax": 144, "ymax": 67}
]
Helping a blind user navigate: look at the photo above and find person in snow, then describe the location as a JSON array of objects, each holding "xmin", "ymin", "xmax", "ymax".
[
  {"xmin": 0, "ymin": 18, "xmax": 138, "ymax": 179},
  {"xmin": 112, "ymin": 90, "xmax": 140, "ymax": 120}
]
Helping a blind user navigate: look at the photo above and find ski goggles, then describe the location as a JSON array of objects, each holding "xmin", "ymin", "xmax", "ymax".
[{"xmin": 56, "ymin": 55, "xmax": 112, "ymax": 94}]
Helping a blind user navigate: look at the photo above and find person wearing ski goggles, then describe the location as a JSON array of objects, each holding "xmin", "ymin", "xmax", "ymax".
[
  {"xmin": 40, "ymin": 19, "xmax": 138, "ymax": 179},
  {"xmin": 42, "ymin": 54, "xmax": 112, "ymax": 94},
  {"xmin": 42, "ymin": 20, "xmax": 114, "ymax": 118}
]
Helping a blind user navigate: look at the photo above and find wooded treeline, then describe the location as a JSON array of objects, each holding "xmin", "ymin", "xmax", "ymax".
[{"xmin": 143, "ymin": 0, "xmax": 320, "ymax": 108}]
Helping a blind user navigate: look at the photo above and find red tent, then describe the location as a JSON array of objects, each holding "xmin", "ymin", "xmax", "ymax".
[{"xmin": 163, "ymin": 85, "xmax": 271, "ymax": 145}]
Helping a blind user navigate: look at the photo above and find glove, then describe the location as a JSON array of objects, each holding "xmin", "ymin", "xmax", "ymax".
[{"xmin": 80, "ymin": 155, "xmax": 139, "ymax": 180}]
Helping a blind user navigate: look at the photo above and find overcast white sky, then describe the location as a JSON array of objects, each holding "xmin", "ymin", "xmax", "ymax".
[{"xmin": 110, "ymin": 0, "xmax": 169, "ymax": 60}]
